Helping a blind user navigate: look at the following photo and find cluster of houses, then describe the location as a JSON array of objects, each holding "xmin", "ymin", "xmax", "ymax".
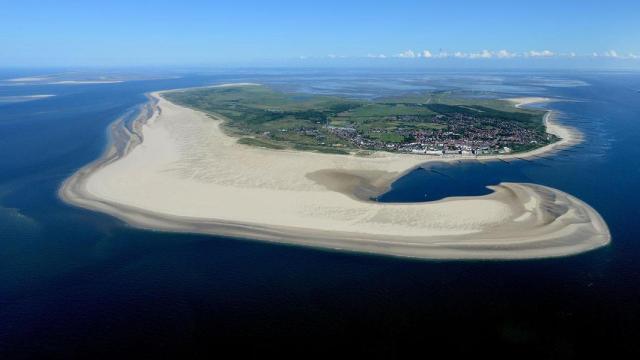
[
  {"xmin": 326, "ymin": 125, "xmax": 523, "ymax": 156},
  {"xmin": 402, "ymin": 145, "xmax": 512, "ymax": 156},
  {"xmin": 267, "ymin": 111, "xmax": 549, "ymax": 156}
]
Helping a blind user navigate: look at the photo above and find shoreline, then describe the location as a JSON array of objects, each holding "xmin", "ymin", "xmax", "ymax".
[{"xmin": 59, "ymin": 86, "xmax": 609, "ymax": 260}]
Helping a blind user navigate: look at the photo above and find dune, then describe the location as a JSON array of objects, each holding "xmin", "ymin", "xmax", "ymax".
[{"xmin": 59, "ymin": 86, "xmax": 610, "ymax": 259}]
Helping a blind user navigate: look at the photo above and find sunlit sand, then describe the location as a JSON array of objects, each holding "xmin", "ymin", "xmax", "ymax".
[{"xmin": 60, "ymin": 86, "xmax": 610, "ymax": 259}]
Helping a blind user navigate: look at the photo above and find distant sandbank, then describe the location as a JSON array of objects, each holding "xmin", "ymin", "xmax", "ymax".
[
  {"xmin": 59, "ymin": 85, "xmax": 609, "ymax": 260},
  {"xmin": 50, "ymin": 80, "xmax": 124, "ymax": 85},
  {"xmin": 0, "ymin": 94, "xmax": 56, "ymax": 104}
]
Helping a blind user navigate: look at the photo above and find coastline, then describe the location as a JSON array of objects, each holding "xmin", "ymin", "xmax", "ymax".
[{"xmin": 59, "ymin": 86, "xmax": 609, "ymax": 260}]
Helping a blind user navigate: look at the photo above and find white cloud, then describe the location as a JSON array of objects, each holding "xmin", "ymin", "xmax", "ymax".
[
  {"xmin": 603, "ymin": 50, "xmax": 619, "ymax": 58},
  {"xmin": 422, "ymin": 49, "xmax": 517, "ymax": 59},
  {"xmin": 594, "ymin": 50, "xmax": 640, "ymax": 59},
  {"xmin": 360, "ymin": 48, "xmax": 640, "ymax": 60},
  {"xmin": 495, "ymin": 49, "xmax": 517, "ymax": 58},
  {"xmin": 527, "ymin": 50, "xmax": 555, "ymax": 57},
  {"xmin": 395, "ymin": 50, "xmax": 417, "ymax": 58},
  {"xmin": 469, "ymin": 50, "xmax": 494, "ymax": 59}
]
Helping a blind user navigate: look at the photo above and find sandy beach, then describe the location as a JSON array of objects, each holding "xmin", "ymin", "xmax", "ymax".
[{"xmin": 59, "ymin": 86, "xmax": 610, "ymax": 259}]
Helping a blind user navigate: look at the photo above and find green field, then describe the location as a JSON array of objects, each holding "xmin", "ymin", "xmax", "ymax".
[{"xmin": 164, "ymin": 85, "xmax": 550, "ymax": 155}]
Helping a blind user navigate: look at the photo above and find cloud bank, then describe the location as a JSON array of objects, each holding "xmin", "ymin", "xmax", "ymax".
[{"xmin": 321, "ymin": 49, "xmax": 640, "ymax": 60}]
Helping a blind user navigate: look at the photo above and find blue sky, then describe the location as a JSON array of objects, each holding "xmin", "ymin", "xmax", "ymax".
[{"xmin": 1, "ymin": 0, "xmax": 639, "ymax": 67}]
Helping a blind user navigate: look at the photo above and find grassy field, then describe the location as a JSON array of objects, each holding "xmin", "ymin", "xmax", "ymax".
[{"xmin": 165, "ymin": 85, "xmax": 549, "ymax": 154}]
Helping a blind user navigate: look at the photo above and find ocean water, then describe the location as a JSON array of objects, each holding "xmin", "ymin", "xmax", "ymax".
[{"xmin": 0, "ymin": 69, "xmax": 639, "ymax": 358}]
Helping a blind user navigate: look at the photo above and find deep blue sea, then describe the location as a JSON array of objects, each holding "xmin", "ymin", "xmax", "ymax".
[{"xmin": 0, "ymin": 69, "xmax": 639, "ymax": 358}]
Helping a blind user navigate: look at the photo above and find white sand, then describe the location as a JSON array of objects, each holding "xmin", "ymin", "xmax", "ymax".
[
  {"xmin": 60, "ymin": 87, "xmax": 610, "ymax": 259},
  {"xmin": 503, "ymin": 97, "xmax": 582, "ymax": 156},
  {"xmin": 0, "ymin": 94, "xmax": 55, "ymax": 103},
  {"xmin": 50, "ymin": 80, "xmax": 124, "ymax": 85},
  {"xmin": 5, "ymin": 76, "xmax": 49, "ymax": 82}
]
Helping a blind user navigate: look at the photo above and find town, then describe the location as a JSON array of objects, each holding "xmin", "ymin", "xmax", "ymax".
[{"xmin": 324, "ymin": 111, "xmax": 555, "ymax": 155}]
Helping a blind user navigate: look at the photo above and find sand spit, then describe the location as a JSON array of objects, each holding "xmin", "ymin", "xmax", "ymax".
[
  {"xmin": 59, "ymin": 86, "xmax": 610, "ymax": 260},
  {"xmin": 5, "ymin": 76, "xmax": 49, "ymax": 82},
  {"xmin": 50, "ymin": 80, "xmax": 124, "ymax": 85},
  {"xmin": 0, "ymin": 94, "xmax": 56, "ymax": 103}
]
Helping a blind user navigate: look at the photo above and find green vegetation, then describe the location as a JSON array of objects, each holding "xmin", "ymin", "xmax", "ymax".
[
  {"xmin": 237, "ymin": 137, "xmax": 285, "ymax": 149},
  {"xmin": 165, "ymin": 85, "xmax": 552, "ymax": 155}
]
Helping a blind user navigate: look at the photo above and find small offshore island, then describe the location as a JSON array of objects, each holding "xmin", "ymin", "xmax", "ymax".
[{"xmin": 60, "ymin": 84, "xmax": 610, "ymax": 260}]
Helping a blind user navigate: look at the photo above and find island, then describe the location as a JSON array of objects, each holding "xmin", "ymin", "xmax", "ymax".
[
  {"xmin": 59, "ymin": 84, "xmax": 610, "ymax": 260},
  {"xmin": 164, "ymin": 85, "xmax": 557, "ymax": 156}
]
